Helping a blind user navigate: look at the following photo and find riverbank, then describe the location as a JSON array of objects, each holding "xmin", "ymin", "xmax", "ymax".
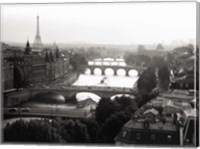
[{"xmin": 45, "ymin": 68, "xmax": 80, "ymax": 88}]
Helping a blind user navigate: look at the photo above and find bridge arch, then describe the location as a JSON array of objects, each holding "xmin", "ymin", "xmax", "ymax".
[
  {"xmin": 128, "ymin": 69, "xmax": 139, "ymax": 77},
  {"xmin": 75, "ymin": 92, "xmax": 101, "ymax": 103},
  {"xmin": 116, "ymin": 68, "xmax": 126, "ymax": 76},
  {"xmin": 93, "ymin": 68, "xmax": 102, "ymax": 75},
  {"xmin": 85, "ymin": 68, "xmax": 91, "ymax": 75},
  {"xmin": 111, "ymin": 94, "xmax": 135, "ymax": 100},
  {"xmin": 104, "ymin": 68, "xmax": 114, "ymax": 76},
  {"xmin": 87, "ymin": 61, "xmax": 146, "ymax": 77}
]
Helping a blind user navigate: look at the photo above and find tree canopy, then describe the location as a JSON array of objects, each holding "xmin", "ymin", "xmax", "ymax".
[
  {"xmin": 69, "ymin": 53, "xmax": 87, "ymax": 73},
  {"xmin": 4, "ymin": 119, "xmax": 63, "ymax": 143},
  {"xmin": 137, "ymin": 66, "xmax": 157, "ymax": 95}
]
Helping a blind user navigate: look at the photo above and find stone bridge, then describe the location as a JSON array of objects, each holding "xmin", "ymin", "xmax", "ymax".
[
  {"xmin": 5, "ymin": 86, "xmax": 137, "ymax": 107},
  {"xmin": 86, "ymin": 65, "xmax": 146, "ymax": 76},
  {"xmin": 29, "ymin": 86, "xmax": 137, "ymax": 99}
]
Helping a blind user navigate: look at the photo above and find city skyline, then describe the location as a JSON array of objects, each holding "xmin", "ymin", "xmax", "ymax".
[
  {"xmin": 2, "ymin": 2, "xmax": 198, "ymax": 146},
  {"xmin": 1, "ymin": 2, "xmax": 196, "ymax": 45}
]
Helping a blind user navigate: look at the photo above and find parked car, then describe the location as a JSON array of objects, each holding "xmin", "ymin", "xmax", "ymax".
[{"xmin": 21, "ymin": 107, "xmax": 30, "ymax": 112}]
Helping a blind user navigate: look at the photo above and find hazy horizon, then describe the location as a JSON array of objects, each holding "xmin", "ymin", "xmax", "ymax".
[{"xmin": 1, "ymin": 2, "xmax": 196, "ymax": 45}]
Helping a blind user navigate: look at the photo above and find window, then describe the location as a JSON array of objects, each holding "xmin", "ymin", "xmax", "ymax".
[
  {"xmin": 151, "ymin": 134, "xmax": 156, "ymax": 141},
  {"xmin": 185, "ymin": 83, "xmax": 189, "ymax": 88},
  {"xmin": 122, "ymin": 131, "xmax": 127, "ymax": 138},
  {"xmin": 180, "ymin": 83, "xmax": 183, "ymax": 88},
  {"xmin": 167, "ymin": 135, "xmax": 172, "ymax": 142},
  {"xmin": 136, "ymin": 133, "xmax": 141, "ymax": 140}
]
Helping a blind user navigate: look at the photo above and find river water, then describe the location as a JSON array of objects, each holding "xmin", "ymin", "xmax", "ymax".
[{"xmin": 73, "ymin": 73, "xmax": 138, "ymax": 88}]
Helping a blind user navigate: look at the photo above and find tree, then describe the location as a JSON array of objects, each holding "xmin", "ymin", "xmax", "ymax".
[
  {"xmin": 95, "ymin": 97, "xmax": 118, "ymax": 125},
  {"xmin": 113, "ymin": 95, "xmax": 138, "ymax": 114},
  {"xmin": 95, "ymin": 96, "xmax": 139, "ymax": 143},
  {"xmin": 151, "ymin": 56, "xmax": 165, "ymax": 69},
  {"xmin": 13, "ymin": 65, "xmax": 25, "ymax": 89},
  {"xmin": 80, "ymin": 119, "xmax": 100, "ymax": 143},
  {"xmin": 137, "ymin": 66, "xmax": 157, "ymax": 95},
  {"xmin": 137, "ymin": 44, "xmax": 145, "ymax": 52},
  {"xmin": 124, "ymin": 53, "xmax": 151, "ymax": 67},
  {"xmin": 4, "ymin": 119, "xmax": 64, "ymax": 143},
  {"xmin": 69, "ymin": 53, "xmax": 87, "ymax": 73},
  {"xmin": 97, "ymin": 111, "xmax": 130, "ymax": 143},
  {"xmin": 158, "ymin": 65, "xmax": 170, "ymax": 90},
  {"xmin": 56, "ymin": 119, "xmax": 90, "ymax": 143},
  {"xmin": 156, "ymin": 44, "xmax": 164, "ymax": 50}
]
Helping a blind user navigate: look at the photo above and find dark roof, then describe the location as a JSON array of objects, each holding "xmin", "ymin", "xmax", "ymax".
[
  {"xmin": 115, "ymin": 118, "xmax": 179, "ymax": 145},
  {"xmin": 175, "ymin": 75, "xmax": 194, "ymax": 83}
]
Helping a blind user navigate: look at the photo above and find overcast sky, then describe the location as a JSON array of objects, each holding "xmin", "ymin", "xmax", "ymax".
[{"xmin": 1, "ymin": 2, "xmax": 196, "ymax": 45}]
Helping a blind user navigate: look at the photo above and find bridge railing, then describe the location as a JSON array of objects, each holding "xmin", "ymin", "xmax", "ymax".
[{"xmin": 30, "ymin": 85, "xmax": 136, "ymax": 93}]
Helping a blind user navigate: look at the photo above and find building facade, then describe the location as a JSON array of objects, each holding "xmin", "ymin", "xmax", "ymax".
[
  {"xmin": 3, "ymin": 40, "xmax": 70, "ymax": 89},
  {"xmin": 2, "ymin": 60, "xmax": 14, "ymax": 90},
  {"xmin": 45, "ymin": 44, "xmax": 70, "ymax": 81}
]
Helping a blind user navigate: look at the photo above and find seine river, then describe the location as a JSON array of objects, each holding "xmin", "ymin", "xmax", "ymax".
[{"xmin": 72, "ymin": 58, "xmax": 139, "ymax": 89}]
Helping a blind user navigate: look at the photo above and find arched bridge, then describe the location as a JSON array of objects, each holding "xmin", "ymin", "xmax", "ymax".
[
  {"xmin": 29, "ymin": 86, "xmax": 137, "ymax": 99},
  {"xmin": 86, "ymin": 58, "xmax": 146, "ymax": 76},
  {"xmin": 4, "ymin": 86, "xmax": 138, "ymax": 119},
  {"xmin": 86, "ymin": 65, "xmax": 146, "ymax": 76}
]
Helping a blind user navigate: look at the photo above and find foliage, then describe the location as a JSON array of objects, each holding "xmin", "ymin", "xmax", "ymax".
[
  {"xmin": 14, "ymin": 65, "xmax": 25, "ymax": 89},
  {"xmin": 95, "ymin": 96, "xmax": 138, "ymax": 126},
  {"xmin": 56, "ymin": 119, "xmax": 90, "ymax": 143},
  {"xmin": 124, "ymin": 53, "xmax": 151, "ymax": 67},
  {"xmin": 4, "ymin": 119, "xmax": 64, "ymax": 143},
  {"xmin": 135, "ymin": 89, "xmax": 159, "ymax": 108},
  {"xmin": 137, "ymin": 66, "xmax": 157, "ymax": 95},
  {"xmin": 4, "ymin": 95, "xmax": 140, "ymax": 144},
  {"xmin": 158, "ymin": 64, "xmax": 170, "ymax": 90},
  {"xmin": 69, "ymin": 53, "xmax": 87, "ymax": 73},
  {"xmin": 95, "ymin": 97, "xmax": 118, "ymax": 125},
  {"xmin": 151, "ymin": 56, "xmax": 171, "ymax": 90},
  {"xmin": 113, "ymin": 96, "xmax": 138, "ymax": 115},
  {"xmin": 156, "ymin": 44, "xmax": 164, "ymax": 50},
  {"xmin": 97, "ymin": 111, "xmax": 130, "ymax": 143},
  {"xmin": 137, "ymin": 44, "xmax": 145, "ymax": 51},
  {"xmin": 151, "ymin": 56, "xmax": 165, "ymax": 69},
  {"xmin": 4, "ymin": 118, "xmax": 93, "ymax": 143},
  {"xmin": 95, "ymin": 96, "xmax": 138, "ymax": 143},
  {"xmin": 96, "ymin": 96, "xmax": 139, "ymax": 143},
  {"xmin": 80, "ymin": 119, "xmax": 100, "ymax": 143}
]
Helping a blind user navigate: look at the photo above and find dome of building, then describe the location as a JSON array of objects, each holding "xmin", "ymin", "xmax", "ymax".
[{"xmin": 31, "ymin": 92, "xmax": 65, "ymax": 104}]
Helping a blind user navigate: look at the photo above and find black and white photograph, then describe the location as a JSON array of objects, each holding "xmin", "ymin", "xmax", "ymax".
[{"xmin": 1, "ymin": 0, "xmax": 199, "ymax": 147}]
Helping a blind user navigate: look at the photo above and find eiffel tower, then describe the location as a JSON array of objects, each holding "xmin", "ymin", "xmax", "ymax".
[{"xmin": 33, "ymin": 16, "xmax": 43, "ymax": 50}]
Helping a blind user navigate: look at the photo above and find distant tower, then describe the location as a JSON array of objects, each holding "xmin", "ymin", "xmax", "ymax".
[
  {"xmin": 33, "ymin": 16, "xmax": 43, "ymax": 50},
  {"xmin": 24, "ymin": 40, "xmax": 31, "ymax": 54}
]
